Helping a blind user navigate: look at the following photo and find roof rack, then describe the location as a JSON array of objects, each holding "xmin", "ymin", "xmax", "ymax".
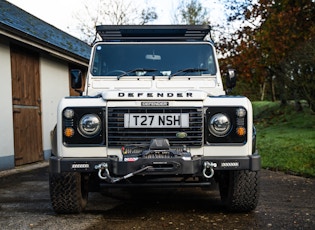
[{"xmin": 96, "ymin": 25, "xmax": 210, "ymax": 42}]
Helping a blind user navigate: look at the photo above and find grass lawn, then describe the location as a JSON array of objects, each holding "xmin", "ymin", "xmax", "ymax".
[{"xmin": 252, "ymin": 101, "xmax": 315, "ymax": 177}]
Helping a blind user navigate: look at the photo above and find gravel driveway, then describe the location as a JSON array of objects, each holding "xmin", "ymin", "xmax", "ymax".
[{"xmin": 0, "ymin": 163, "xmax": 314, "ymax": 229}]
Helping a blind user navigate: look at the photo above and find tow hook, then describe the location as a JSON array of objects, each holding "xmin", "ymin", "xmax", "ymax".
[
  {"xmin": 95, "ymin": 163, "xmax": 111, "ymax": 181},
  {"xmin": 203, "ymin": 161, "xmax": 217, "ymax": 179},
  {"xmin": 94, "ymin": 162, "xmax": 152, "ymax": 183}
]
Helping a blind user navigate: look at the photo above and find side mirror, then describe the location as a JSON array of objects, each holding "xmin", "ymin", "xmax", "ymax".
[
  {"xmin": 70, "ymin": 69, "xmax": 82, "ymax": 89},
  {"xmin": 226, "ymin": 68, "xmax": 237, "ymax": 93}
]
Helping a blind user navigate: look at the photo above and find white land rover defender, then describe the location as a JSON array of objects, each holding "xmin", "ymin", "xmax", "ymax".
[{"xmin": 49, "ymin": 25, "xmax": 260, "ymax": 214}]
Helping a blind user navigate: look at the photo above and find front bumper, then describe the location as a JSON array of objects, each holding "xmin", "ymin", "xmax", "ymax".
[{"xmin": 49, "ymin": 152, "xmax": 261, "ymax": 176}]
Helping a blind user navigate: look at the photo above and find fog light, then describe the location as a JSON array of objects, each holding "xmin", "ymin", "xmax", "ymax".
[
  {"xmin": 236, "ymin": 127, "xmax": 246, "ymax": 136},
  {"xmin": 64, "ymin": 127, "xmax": 75, "ymax": 137},
  {"xmin": 71, "ymin": 163, "xmax": 90, "ymax": 169}
]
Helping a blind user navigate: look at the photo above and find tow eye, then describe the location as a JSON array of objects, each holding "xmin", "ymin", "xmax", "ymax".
[
  {"xmin": 203, "ymin": 161, "xmax": 217, "ymax": 179},
  {"xmin": 95, "ymin": 163, "xmax": 152, "ymax": 183}
]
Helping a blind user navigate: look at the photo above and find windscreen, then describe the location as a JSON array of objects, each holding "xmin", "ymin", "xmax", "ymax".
[{"xmin": 91, "ymin": 43, "xmax": 217, "ymax": 77}]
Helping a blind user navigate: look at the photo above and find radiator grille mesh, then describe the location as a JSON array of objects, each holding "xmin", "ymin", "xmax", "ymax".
[{"xmin": 107, "ymin": 107, "xmax": 203, "ymax": 147}]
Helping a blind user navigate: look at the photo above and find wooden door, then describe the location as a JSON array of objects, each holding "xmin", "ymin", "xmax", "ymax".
[{"xmin": 11, "ymin": 45, "xmax": 43, "ymax": 166}]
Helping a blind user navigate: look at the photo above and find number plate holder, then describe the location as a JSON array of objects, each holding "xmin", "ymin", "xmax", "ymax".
[{"xmin": 124, "ymin": 113, "xmax": 189, "ymax": 128}]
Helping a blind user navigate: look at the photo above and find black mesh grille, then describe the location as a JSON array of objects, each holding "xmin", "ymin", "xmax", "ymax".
[{"xmin": 107, "ymin": 107, "xmax": 203, "ymax": 147}]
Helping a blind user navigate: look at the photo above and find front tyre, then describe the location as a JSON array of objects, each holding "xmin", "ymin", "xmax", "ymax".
[
  {"xmin": 49, "ymin": 172, "xmax": 88, "ymax": 214},
  {"xmin": 218, "ymin": 170, "xmax": 259, "ymax": 212}
]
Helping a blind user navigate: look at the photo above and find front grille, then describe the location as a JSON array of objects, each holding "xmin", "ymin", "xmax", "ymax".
[{"xmin": 107, "ymin": 107, "xmax": 203, "ymax": 147}]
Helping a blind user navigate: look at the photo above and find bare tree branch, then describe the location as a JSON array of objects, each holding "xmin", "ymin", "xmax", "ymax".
[{"xmin": 74, "ymin": 0, "xmax": 158, "ymax": 44}]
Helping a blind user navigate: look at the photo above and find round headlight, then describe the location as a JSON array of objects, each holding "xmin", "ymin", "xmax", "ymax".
[
  {"xmin": 209, "ymin": 113, "xmax": 231, "ymax": 137},
  {"xmin": 79, "ymin": 114, "xmax": 101, "ymax": 137}
]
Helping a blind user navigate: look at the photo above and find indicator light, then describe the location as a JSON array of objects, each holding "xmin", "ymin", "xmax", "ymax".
[
  {"xmin": 64, "ymin": 127, "xmax": 75, "ymax": 137},
  {"xmin": 236, "ymin": 127, "xmax": 246, "ymax": 136}
]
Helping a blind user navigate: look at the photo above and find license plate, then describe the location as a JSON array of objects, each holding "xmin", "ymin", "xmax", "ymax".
[{"xmin": 124, "ymin": 113, "xmax": 189, "ymax": 128}]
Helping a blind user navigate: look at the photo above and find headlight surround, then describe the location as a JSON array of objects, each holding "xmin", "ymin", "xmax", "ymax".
[
  {"xmin": 79, "ymin": 114, "xmax": 101, "ymax": 137},
  {"xmin": 208, "ymin": 113, "xmax": 231, "ymax": 137},
  {"xmin": 62, "ymin": 107, "xmax": 105, "ymax": 146},
  {"xmin": 205, "ymin": 107, "xmax": 248, "ymax": 145}
]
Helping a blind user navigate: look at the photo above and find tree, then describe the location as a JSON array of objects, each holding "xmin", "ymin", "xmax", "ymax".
[
  {"xmin": 74, "ymin": 0, "xmax": 158, "ymax": 44},
  {"xmin": 216, "ymin": 0, "xmax": 315, "ymax": 107},
  {"xmin": 174, "ymin": 0, "xmax": 209, "ymax": 25},
  {"xmin": 282, "ymin": 38, "xmax": 315, "ymax": 111},
  {"xmin": 140, "ymin": 7, "xmax": 158, "ymax": 25}
]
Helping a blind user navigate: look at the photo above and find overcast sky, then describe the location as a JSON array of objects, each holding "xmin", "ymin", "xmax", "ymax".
[{"xmin": 6, "ymin": 0, "xmax": 225, "ymax": 39}]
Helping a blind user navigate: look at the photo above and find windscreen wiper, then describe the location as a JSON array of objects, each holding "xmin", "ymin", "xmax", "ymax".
[
  {"xmin": 117, "ymin": 68, "xmax": 157, "ymax": 80},
  {"xmin": 168, "ymin": 68, "xmax": 207, "ymax": 79}
]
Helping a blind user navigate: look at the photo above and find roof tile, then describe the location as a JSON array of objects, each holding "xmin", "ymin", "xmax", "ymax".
[{"xmin": 0, "ymin": 0, "xmax": 90, "ymax": 61}]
